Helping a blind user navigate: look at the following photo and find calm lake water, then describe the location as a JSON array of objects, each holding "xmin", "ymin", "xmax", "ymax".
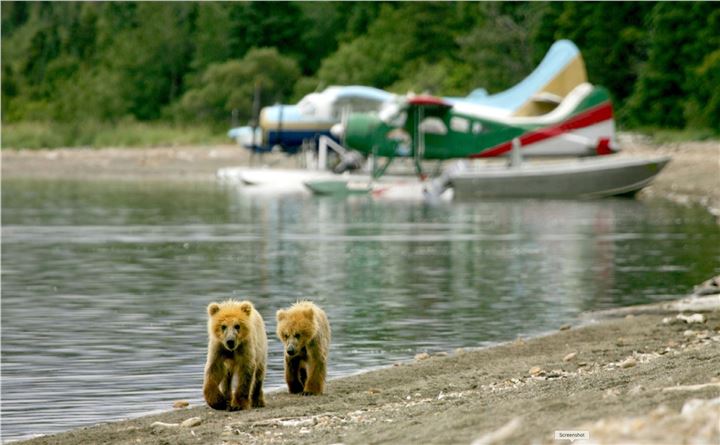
[{"xmin": 2, "ymin": 178, "xmax": 719, "ymax": 442}]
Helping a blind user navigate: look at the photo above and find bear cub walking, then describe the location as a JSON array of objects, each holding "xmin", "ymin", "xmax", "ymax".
[
  {"xmin": 276, "ymin": 301, "xmax": 331, "ymax": 395},
  {"xmin": 203, "ymin": 299, "xmax": 267, "ymax": 410}
]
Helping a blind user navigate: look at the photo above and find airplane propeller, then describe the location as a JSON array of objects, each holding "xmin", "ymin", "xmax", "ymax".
[{"xmin": 328, "ymin": 104, "xmax": 366, "ymax": 174}]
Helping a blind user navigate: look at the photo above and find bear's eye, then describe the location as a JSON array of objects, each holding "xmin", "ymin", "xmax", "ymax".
[
  {"xmin": 294, "ymin": 333, "xmax": 301, "ymax": 339},
  {"xmin": 221, "ymin": 325, "xmax": 227, "ymax": 331},
  {"xmin": 234, "ymin": 324, "xmax": 240, "ymax": 331}
]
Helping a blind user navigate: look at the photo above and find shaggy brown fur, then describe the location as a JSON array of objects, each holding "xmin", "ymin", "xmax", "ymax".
[
  {"xmin": 203, "ymin": 299, "xmax": 267, "ymax": 410},
  {"xmin": 276, "ymin": 301, "xmax": 331, "ymax": 395}
]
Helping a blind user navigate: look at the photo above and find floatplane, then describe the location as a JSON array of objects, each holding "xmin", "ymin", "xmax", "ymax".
[
  {"xmin": 221, "ymin": 85, "xmax": 396, "ymax": 193},
  {"xmin": 219, "ymin": 40, "xmax": 669, "ymax": 201}
]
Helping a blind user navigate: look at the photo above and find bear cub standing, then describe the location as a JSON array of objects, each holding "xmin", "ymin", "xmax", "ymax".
[
  {"xmin": 276, "ymin": 301, "xmax": 331, "ymax": 395},
  {"xmin": 204, "ymin": 299, "xmax": 267, "ymax": 410}
]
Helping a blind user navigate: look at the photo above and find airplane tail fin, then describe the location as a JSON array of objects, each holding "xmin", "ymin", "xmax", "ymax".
[
  {"xmin": 456, "ymin": 40, "xmax": 588, "ymax": 117},
  {"xmin": 512, "ymin": 40, "xmax": 588, "ymax": 117},
  {"xmin": 501, "ymin": 84, "xmax": 618, "ymax": 157}
]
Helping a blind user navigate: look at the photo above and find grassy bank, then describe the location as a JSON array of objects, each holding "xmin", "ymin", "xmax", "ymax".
[
  {"xmin": 1, "ymin": 121, "xmax": 229, "ymax": 150},
  {"xmin": 2, "ymin": 120, "xmax": 718, "ymax": 151}
]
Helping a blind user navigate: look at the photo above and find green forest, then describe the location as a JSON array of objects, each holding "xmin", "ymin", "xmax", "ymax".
[{"xmin": 1, "ymin": 1, "xmax": 718, "ymax": 148}]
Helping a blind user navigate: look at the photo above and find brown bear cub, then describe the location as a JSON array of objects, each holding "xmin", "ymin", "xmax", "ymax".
[
  {"xmin": 276, "ymin": 301, "xmax": 331, "ymax": 395},
  {"xmin": 203, "ymin": 299, "xmax": 267, "ymax": 410}
]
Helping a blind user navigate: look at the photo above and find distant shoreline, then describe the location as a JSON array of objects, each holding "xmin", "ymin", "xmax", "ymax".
[
  {"xmin": 2, "ymin": 134, "xmax": 718, "ymax": 220},
  {"xmin": 15, "ymin": 289, "xmax": 720, "ymax": 445}
]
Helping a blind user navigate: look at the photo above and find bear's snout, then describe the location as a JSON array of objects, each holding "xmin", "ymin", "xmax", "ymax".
[
  {"xmin": 286, "ymin": 344, "xmax": 296, "ymax": 356},
  {"xmin": 225, "ymin": 339, "xmax": 237, "ymax": 350}
]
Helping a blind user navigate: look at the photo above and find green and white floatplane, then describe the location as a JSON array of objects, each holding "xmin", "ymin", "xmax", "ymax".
[{"xmin": 219, "ymin": 41, "xmax": 669, "ymax": 201}]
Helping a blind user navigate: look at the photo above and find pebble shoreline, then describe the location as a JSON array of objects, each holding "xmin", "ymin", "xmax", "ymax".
[{"xmin": 16, "ymin": 287, "xmax": 720, "ymax": 445}]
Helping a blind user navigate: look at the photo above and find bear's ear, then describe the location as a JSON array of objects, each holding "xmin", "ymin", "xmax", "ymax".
[
  {"xmin": 239, "ymin": 301, "xmax": 253, "ymax": 316},
  {"xmin": 276, "ymin": 309, "xmax": 286, "ymax": 322},
  {"xmin": 303, "ymin": 307, "xmax": 315, "ymax": 321},
  {"xmin": 207, "ymin": 302, "xmax": 220, "ymax": 317}
]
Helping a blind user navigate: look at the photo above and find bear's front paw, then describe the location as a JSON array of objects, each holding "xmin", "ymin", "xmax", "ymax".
[
  {"xmin": 300, "ymin": 391, "xmax": 319, "ymax": 396},
  {"xmin": 206, "ymin": 399, "xmax": 227, "ymax": 410},
  {"xmin": 204, "ymin": 389, "xmax": 228, "ymax": 410}
]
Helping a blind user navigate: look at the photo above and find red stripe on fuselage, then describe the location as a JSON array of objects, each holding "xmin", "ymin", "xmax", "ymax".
[{"xmin": 469, "ymin": 101, "xmax": 613, "ymax": 158}]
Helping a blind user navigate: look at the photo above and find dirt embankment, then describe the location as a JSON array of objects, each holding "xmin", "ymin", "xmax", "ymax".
[
  {"xmin": 17, "ymin": 288, "xmax": 720, "ymax": 445},
  {"xmin": 1, "ymin": 144, "xmax": 253, "ymax": 182},
  {"xmin": 617, "ymin": 134, "xmax": 720, "ymax": 219}
]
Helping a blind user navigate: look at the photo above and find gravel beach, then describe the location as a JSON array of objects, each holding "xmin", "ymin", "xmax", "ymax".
[{"xmin": 3, "ymin": 135, "xmax": 719, "ymax": 444}]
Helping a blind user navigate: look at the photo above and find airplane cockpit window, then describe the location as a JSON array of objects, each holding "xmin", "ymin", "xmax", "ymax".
[
  {"xmin": 419, "ymin": 117, "xmax": 448, "ymax": 135},
  {"xmin": 450, "ymin": 116, "xmax": 470, "ymax": 133}
]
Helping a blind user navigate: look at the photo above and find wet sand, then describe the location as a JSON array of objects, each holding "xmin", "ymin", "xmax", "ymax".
[{"xmin": 4, "ymin": 136, "xmax": 719, "ymax": 444}]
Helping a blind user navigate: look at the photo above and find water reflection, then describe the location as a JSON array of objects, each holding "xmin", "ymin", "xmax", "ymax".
[{"xmin": 1, "ymin": 179, "xmax": 718, "ymax": 442}]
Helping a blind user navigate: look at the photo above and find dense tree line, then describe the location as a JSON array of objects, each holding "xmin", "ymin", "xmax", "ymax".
[{"xmin": 2, "ymin": 1, "xmax": 718, "ymax": 135}]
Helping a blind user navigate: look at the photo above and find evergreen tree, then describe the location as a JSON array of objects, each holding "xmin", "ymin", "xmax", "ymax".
[
  {"xmin": 625, "ymin": 2, "xmax": 719, "ymax": 128},
  {"xmin": 171, "ymin": 48, "xmax": 300, "ymax": 126},
  {"xmin": 191, "ymin": 3, "xmax": 234, "ymax": 73},
  {"xmin": 533, "ymin": 1, "xmax": 654, "ymax": 110},
  {"xmin": 0, "ymin": 1, "xmax": 717, "ymax": 134}
]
